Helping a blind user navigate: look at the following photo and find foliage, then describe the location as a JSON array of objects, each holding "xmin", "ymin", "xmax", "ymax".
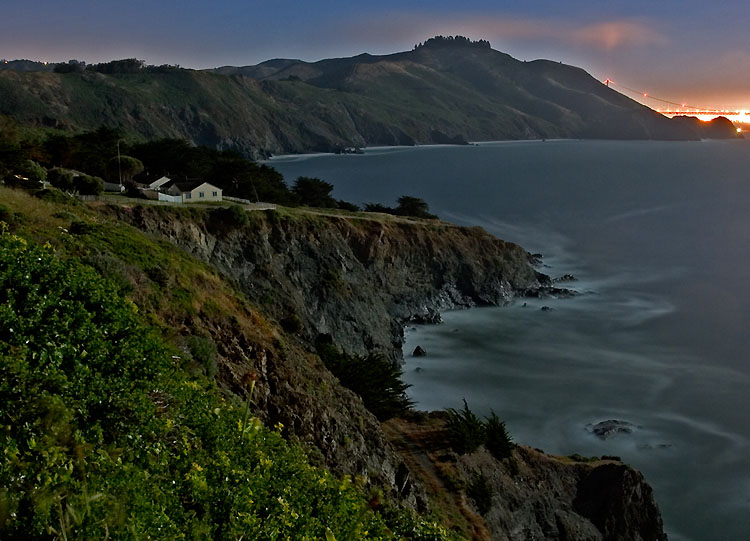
[
  {"xmin": 395, "ymin": 196, "xmax": 438, "ymax": 219},
  {"xmin": 444, "ymin": 400, "xmax": 486, "ymax": 455},
  {"xmin": 74, "ymin": 173, "xmax": 104, "ymax": 195},
  {"xmin": 414, "ymin": 35, "xmax": 492, "ymax": 50},
  {"xmin": 337, "ymin": 199, "xmax": 360, "ymax": 212},
  {"xmin": 363, "ymin": 197, "xmax": 438, "ymax": 219},
  {"xmin": 444, "ymin": 401, "xmax": 515, "ymax": 459},
  {"xmin": 17, "ymin": 160, "xmax": 47, "ymax": 183},
  {"xmin": 0, "ymin": 232, "xmax": 454, "ymax": 540},
  {"xmin": 87, "ymin": 58, "xmax": 146, "ymax": 74},
  {"xmin": 47, "ymin": 167, "xmax": 75, "ymax": 191},
  {"xmin": 208, "ymin": 204, "xmax": 249, "ymax": 235},
  {"xmin": 129, "ymin": 139, "xmax": 296, "ymax": 205},
  {"xmin": 364, "ymin": 202, "xmax": 395, "ymax": 214},
  {"xmin": 108, "ymin": 155, "xmax": 143, "ymax": 183},
  {"xmin": 485, "ymin": 411, "xmax": 514, "ymax": 461},
  {"xmin": 53, "ymin": 60, "xmax": 86, "ymax": 74},
  {"xmin": 466, "ymin": 472, "xmax": 493, "ymax": 516},
  {"xmin": 186, "ymin": 335, "xmax": 219, "ymax": 378},
  {"xmin": 316, "ymin": 336, "xmax": 413, "ymax": 421},
  {"xmin": 292, "ymin": 176, "xmax": 337, "ymax": 208},
  {"xmin": 42, "ymin": 126, "xmax": 123, "ymax": 179}
]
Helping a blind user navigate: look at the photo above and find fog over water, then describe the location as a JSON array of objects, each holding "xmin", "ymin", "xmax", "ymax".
[{"xmin": 271, "ymin": 139, "xmax": 750, "ymax": 540}]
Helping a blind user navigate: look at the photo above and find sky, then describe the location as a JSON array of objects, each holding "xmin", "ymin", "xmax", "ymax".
[{"xmin": 2, "ymin": 0, "xmax": 749, "ymax": 109}]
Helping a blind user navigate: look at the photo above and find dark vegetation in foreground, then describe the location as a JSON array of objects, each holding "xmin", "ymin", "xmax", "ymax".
[{"xmin": 0, "ymin": 226, "xmax": 457, "ymax": 539}]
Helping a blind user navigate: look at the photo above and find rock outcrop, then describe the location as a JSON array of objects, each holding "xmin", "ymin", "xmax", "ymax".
[
  {"xmin": 106, "ymin": 203, "xmax": 666, "ymax": 539},
  {"xmin": 112, "ymin": 206, "xmax": 556, "ymax": 360},
  {"xmin": 385, "ymin": 413, "xmax": 667, "ymax": 541}
]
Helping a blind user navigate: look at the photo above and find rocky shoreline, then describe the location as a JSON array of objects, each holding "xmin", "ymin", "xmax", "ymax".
[{"xmin": 108, "ymin": 203, "xmax": 667, "ymax": 539}]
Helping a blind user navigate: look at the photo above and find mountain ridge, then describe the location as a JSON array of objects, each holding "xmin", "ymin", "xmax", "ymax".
[{"xmin": 0, "ymin": 38, "xmax": 740, "ymax": 159}]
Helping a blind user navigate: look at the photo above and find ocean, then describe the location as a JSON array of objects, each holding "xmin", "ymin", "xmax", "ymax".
[{"xmin": 271, "ymin": 139, "xmax": 750, "ymax": 540}]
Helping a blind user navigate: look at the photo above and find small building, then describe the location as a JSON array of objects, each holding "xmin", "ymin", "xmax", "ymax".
[
  {"xmin": 103, "ymin": 181, "xmax": 124, "ymax": 193},
  {"xmin": 159, "ymin": 180, "xmax": 223, "ymax": 203},
  {"xmin": 148, "ymin": 176, "xmax": 172, "ymax": 191}
]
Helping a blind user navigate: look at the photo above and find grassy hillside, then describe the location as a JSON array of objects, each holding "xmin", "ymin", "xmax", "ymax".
[
  {"xmin": 0, "ymin": 187, "xmax": 460, "ymax": 539},
  {"xmin": 1, "ymin": 38, "xmax": 737, "ymax": 159}
]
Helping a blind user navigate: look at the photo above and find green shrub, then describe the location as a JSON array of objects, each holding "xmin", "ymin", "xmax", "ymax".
[
  {"xmin": 444, "ymin": 400, "xmax": 486, "ymax": 454},
  {"xmin": 48, "ymin": 168, "xmax": 75, "ymax": 191},
  {"xmin": 186, "ymin": 335, "xmax": 218, "ymax": 378},
  {"xmin": 485, "ymin": 411, "xmax": 514, "ymax": 460},
  {"xmin": 0, "ymin": 232, "xmax": 454, "ymax": 539},
  {"xmin": 316, "ymin": 336, "xmax": 413, "ymax": 421},
  {"xmin": 208, "ymin": 205, "xmax": 249, "ymax": 235},
  {"xmin": 74, "ymin": 174, "xmax": 104, "ymax": 195},
  {"xmin": 444, "ymin": 402, "xmax": 515, "ymax": 459},
  {"xmin": 32, "ymin": 187, "xmax": 71, "ymax": 203},
  {"xmin": 0, "ymin": 205, "xmax": 15, "ymax": 228},
  {"xmin": 467, "ymin": 472, "xmax": 493, "ymax": 516}
]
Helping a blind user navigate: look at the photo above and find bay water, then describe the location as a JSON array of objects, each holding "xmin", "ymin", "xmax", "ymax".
[{"xmin": 271, "ymin": 139, "xmax": 750, "ymax": 540}]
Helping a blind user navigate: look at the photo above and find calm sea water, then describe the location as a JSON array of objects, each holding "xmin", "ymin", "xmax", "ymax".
[{"xmin": 271, "ymin": 139, "xmax": 750, "ymax": 541}]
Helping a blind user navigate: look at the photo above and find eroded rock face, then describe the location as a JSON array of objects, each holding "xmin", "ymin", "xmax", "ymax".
[
  {"xmin": 114, "ymin": 206, "xmax": 552, "ymax": 361},
  {"xmin": 385, "ymin": 414, "xmax": 667, "ymax": 541},
  {"xmin": 110, "ymin": 205, "xmax": 666, "ymax": 537}
]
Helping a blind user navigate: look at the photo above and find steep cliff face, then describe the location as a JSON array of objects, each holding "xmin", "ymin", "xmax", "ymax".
[
  {"xmin": 111, "ymin": 206, "xmax": 551, "ymax": 360},
  {"xmin": 104, "ymin": 203, "xmax": 666, "ymax": 539}
]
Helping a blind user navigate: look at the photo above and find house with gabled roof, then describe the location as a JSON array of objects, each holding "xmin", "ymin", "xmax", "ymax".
[{"xmin": 158, "ymin": 180, "xmax": 223, "ymax": 203}]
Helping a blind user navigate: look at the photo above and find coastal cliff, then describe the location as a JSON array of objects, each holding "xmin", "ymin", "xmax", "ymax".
[
  {"xmin": 110, "ymin": 205, "xmax": 553, "ymax": 360},
  {"xmin": 0, "ymin": 185, "xmax": 666, "ymax": 539},
  {"xmin": 102, "ymin": 202, "xmax": 666, "ymax": 539}
]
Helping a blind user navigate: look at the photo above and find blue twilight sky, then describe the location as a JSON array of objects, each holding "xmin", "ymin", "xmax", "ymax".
[{"xmin": 2, "ymin": 0, "xmax": 749, "ymax": 108}]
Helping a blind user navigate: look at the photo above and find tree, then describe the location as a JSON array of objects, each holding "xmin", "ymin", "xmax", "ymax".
[
  {"xmin": 395, "ymin": 196, "xmax": 437, "ymax": 219},
  {"xmin": 108, "ymin": 155, "xmax": 143, "ymax": 183},
  {"xmin": 17, "ymin": 160, "xmax": 47, "ymax": 183},
  {"xmin": 47, "ymin": 168, "xmax": 75, "ymax": 191},
  {"xmin": 292, "ymin": 177, "xmax": 337, "ymax": 208},
  {"xmin": 74, "ymin": 174, "xmax": 104, "ymax": 195}
]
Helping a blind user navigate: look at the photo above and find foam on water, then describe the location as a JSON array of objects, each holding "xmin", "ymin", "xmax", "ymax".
[{"xmin": 273, "ymin": 139, "xmax": 750, "ymax": 540}]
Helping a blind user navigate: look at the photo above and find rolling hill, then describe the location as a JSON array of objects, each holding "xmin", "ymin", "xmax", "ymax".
[{"xmin": 0, "ymin": 36, "xmax": 738, "ymax": 158}]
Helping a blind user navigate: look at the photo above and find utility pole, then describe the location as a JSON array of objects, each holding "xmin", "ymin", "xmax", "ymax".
[{"xmin": 117, "ymin": 139, "xmax": 123, "ymax": 192}]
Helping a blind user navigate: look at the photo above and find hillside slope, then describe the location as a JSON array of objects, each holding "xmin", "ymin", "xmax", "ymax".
[
  {"xmin": 0, "ymin": 39, "xmax": 739, "ymax": 158},
  {"xmin": 1, "ymin": 188, "xmax": 667, "ymax": 539}
]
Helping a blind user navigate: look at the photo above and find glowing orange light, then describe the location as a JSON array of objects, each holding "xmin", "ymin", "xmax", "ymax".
[
  {"xmin": 643, "ymin": 93, "xmax": 648, "ymax": 97},
  {"xmin": 737, "ymin": 128, "xmax": 742, "ymax": 133}
]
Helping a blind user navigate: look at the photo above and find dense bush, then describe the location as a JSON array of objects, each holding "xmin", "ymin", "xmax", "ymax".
[
  {"xmin": 364, "ymin": 196, "xmax": 438, "ymax": 219},
  {"xmin": 0, "ymin": 232, "xmax": 454, "ymax": 539},
  {"xmin": 208, "ymin": 204, "xmax": 249, "ymax": 234},
  {"xmin": 316, "ymin": 336, "xmax": 413, "ymax": 421},
  {"xmin": 467, "ymin": 472, "xmax": 493, "ymax": 516},
  {"xmin": 444, "ymin": 400, "xmax": 486, "ymax": 454},
  {"xmin": 444, "ymin": 401, "xmax": 515, "ymax": 460}
]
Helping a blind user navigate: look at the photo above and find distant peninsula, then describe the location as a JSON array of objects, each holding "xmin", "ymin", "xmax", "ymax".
[{"xmin": 0, "ymin": 36, "xmax": 740, "ymax": 159}]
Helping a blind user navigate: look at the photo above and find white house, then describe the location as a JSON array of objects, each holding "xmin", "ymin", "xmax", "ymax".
[{"xmin": 159, "ymin": 180, "xmax": 223, "ymax": 203}]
